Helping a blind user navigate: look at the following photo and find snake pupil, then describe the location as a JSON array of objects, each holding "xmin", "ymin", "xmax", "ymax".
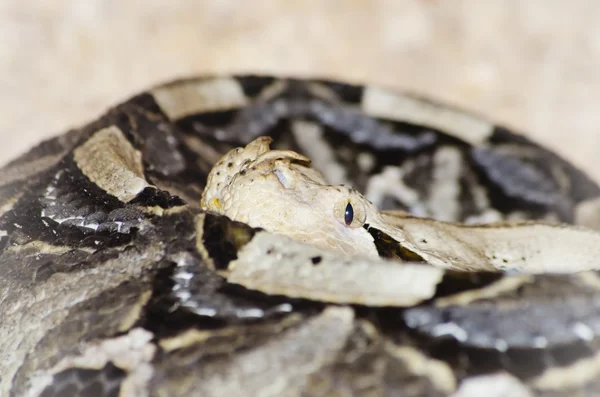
[{"xmin": 344, "ymin": 202, "xmax": 354, "ymax": 226}]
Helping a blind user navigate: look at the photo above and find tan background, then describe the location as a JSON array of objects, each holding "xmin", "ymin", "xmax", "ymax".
[{"xmin": 2, "ymin": 1, "xmax": 600, "ymax": 181}]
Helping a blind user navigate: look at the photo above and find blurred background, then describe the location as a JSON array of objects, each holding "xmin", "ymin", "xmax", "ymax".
[{"xmin": 2, "ymin": 1, "xmax": 600, "ymax": 181}]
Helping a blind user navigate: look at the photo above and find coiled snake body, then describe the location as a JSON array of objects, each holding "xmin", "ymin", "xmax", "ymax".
[{"xmin": 2, "ymin": 75, "xmax": 600, "ymax": 396}]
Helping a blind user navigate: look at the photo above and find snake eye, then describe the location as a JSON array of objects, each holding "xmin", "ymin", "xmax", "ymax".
[
  {"xmin": 334, "ymin": 197, "xmax": 366, "ymax": 228},
  {"xmin": 344, "ymin": 203, "xmax": 354, "ymax": 225}
]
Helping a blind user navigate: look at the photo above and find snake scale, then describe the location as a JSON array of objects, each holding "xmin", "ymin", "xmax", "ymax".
[{"xmin": 2, "ymin": 75, "xmax": 600, "ymax": 397}]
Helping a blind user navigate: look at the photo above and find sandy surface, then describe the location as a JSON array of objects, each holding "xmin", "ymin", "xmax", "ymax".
[{"xmin": 2, "ymin": 1, "xmax": 599, "ymax": 181}]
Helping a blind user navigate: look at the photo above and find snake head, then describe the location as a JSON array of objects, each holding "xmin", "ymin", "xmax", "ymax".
[{"xmin": 201, "ymin": 137, "xmax": 382, "ymax": 258}]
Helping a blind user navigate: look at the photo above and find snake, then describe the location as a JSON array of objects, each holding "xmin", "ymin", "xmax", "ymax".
[{"xmin": 2, "ymin": 75, "xmax": 600, "ymax": 397}]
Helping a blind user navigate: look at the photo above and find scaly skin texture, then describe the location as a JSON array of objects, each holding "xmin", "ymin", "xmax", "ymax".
[{"xmin": 5, "ymin": 75, "xmax": 600, "ymax": 396}]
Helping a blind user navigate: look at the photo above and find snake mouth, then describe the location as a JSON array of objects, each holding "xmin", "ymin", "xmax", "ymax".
[{"xmin": 363, "ymin": 223, "xmax": 425, "ymax": 262}]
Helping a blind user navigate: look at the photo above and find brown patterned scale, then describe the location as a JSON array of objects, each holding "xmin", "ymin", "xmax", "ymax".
[{"xmin": 1, "ymin": 75, "xmax": 600, "ymax": 397}]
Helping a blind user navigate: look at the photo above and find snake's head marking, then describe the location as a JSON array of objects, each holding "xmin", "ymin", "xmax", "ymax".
[{"xmin": 201, "ymin": 137, "xmax": 381, "ymax": 257}]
